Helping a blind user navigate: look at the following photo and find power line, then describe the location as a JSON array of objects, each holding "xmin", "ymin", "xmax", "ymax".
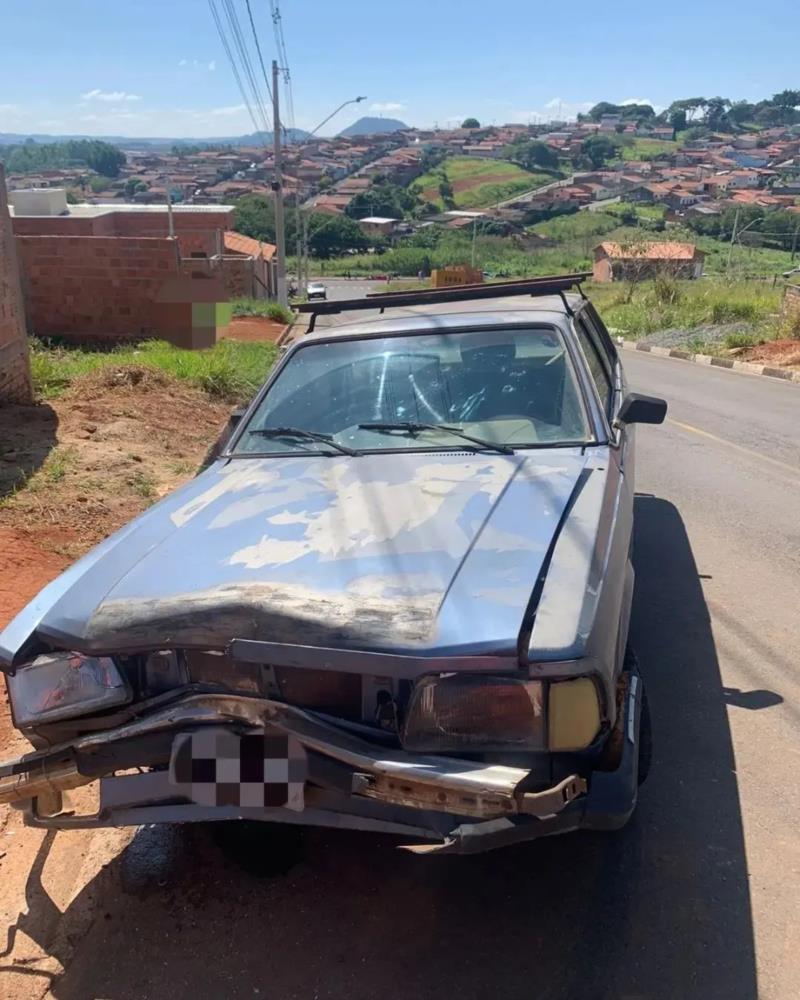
[
  {"xmin": 244, "ymin": 0, "xmax": 273, "ymax": 106},
  {"xmin": 207, "ymin": 0, "xmax": 263, "ymax": 136},
  {"xmin": 219, "ymin": 0, "xmax": 271, "ymax": 135}
]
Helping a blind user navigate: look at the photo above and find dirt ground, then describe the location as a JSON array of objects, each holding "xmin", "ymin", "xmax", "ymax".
[
  {"xmin": 221, "ymin": 315, "xmax": 286, "ymax": 344},
  {"xmin": 0, "ymin": 369, "xmax": 233, "ymax": 999},
  {"xmin": 743, "ymin": 338, "xmax": 800, "ymax": 369}
]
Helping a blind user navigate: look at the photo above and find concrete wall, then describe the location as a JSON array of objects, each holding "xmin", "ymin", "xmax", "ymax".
[
  {"xmin": 0, "ymin": 165, "xmax": 32, "ymax": 403},
  {"xmin": 17, "ymin": 235, "xmax": 180, "ymax": 340}
]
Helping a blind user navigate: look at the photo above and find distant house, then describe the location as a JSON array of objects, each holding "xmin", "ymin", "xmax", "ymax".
[
  {"xmin": 593, "ymin": 241, "xmax": 705, "ymax": 282},
  {"xmin": 358, "ymin": 216, "xmax": 399, "ymax": 238}
]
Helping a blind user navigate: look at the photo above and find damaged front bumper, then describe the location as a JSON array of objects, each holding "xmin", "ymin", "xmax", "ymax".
[{"xmin": 0, "ymin": 682, "xmax": 643, "ymax": 854}]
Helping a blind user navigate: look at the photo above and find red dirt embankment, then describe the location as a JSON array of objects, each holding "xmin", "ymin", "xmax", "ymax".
[{"xmin": 0, "ymin": 367, "xmax": 231, "ymax": 754}]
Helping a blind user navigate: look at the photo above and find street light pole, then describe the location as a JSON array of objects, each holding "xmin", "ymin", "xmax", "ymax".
[
  {"xmin": 298, "ymin": 95, "xmax": 367, "ymax": 293},
  {"xmin": 272, "ymin": 58, "xmax": 288, "ymax": 306}
]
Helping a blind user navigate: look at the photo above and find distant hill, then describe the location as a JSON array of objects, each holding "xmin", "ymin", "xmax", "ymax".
[
  {"xmin": 0, "ymin": 129, "xmax": 310, "ymax": 149},
  {"xmin": 338, "ymin": 117, "xmax": 408, "ymax": 138}
]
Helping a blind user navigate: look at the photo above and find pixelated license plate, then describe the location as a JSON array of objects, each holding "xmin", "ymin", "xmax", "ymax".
[{"xmin": 169, "ymin": 729, "xmax": 307, "ymax": 811}]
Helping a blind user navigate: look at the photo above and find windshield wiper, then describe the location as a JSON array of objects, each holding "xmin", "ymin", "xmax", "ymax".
[
  {"xmin": 358, "ymin": 422, "xmax": 514, "ymax": 455},
  {"xmin": 248, "ymin": 426, "xmax": 358, "ymax": 456}
]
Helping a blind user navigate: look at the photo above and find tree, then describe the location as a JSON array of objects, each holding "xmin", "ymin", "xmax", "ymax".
[
  {"xmin": 307, "ymin": 213, "xmax": 368, "ymax": 258},
  {"xmin": 581, "ymin": 134, "xmax": 619, "ymax": 169},
  {"xmin": 88, "ymin": 175, "xmax": 113, "ymax": 193},
  {"xmin": 726, "ymin": 101, "xmax": 754, "ymax": 127},
  {"xmin": 704, "ymin": 96, "xmax": 731, "ymax": 131},
  {"xmin": 438, "ymin": 176, "xmax": 455, "ymax": 209},
  {"xmin": 345, "ymin": 182, "xmax": 416, "ymax": 221},
  {"xmin": 506, "ymin": 138, "xmax": 559, "ymax": 171},
  {"xmin": 124, "ymin": 177, "xmax": 148, "ymax": 198},
  {"xmin": 461, "ymin": 118, "xmax": 480, "ymax": 129},
  {"xmin": 668, "ymin": 107, "xmax": 687, "ymax": 131}
]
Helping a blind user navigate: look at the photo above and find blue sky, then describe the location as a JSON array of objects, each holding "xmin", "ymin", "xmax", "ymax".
[{"xmin": 0, "ymin": 0, "xmax": 797, "ymax": 138}]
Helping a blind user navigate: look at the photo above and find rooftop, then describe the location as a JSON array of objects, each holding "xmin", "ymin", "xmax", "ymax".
[{"xmin": 596, "ymin": 241, "xmax": 700, "ymax": 261}]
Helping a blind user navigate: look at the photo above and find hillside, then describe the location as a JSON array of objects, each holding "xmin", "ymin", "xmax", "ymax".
[
  {"xmin": 413, "ymin": 157, "xmax": 553, "ymax": 210},
  {"xmin": 338, "ymin": 116, "xmax": 408, "ymax": 137},
  {"xmin": 0, "ymin": 129, "xmax": 310, "ymax": 148}
]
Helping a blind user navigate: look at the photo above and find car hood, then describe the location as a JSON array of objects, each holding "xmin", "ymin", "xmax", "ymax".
[{"xmin": 0, "ymin": 450, "xmax": 589, "ymax": 669}]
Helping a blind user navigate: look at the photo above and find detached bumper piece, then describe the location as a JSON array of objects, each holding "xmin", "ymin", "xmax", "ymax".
[{"xmin": 0, "ymin": 687, "xmax": 644, "ymax": 854}]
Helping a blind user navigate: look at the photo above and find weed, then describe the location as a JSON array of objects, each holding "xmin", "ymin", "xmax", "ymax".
[
  {"xmin": 128, "ymin": 470, "xmax": 156, "ymax": 500},
  {"xmin": 29, "ymin": 337, "xmax": 279, "ymax": 403},
  {"xmin": 724, "ymin": 331, "xmax": 759, "ymax": 349},
  {"xmin": 232, "ymin": 298, "xmax": 293, "ymax": 324},
  {"xmin": 26, "ymin": 446, "xmax": 78, "ymax": 490}
]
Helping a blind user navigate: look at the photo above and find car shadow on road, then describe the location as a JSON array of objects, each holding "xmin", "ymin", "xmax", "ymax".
[{"xmin": 18, "ymin": 494, "xmax": 756, "ymax": 1000}]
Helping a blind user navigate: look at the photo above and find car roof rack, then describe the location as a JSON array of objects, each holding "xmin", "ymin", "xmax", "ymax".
[{"xmin": 296, "ymin": 272, "xmax": 591, "ymax": 332}]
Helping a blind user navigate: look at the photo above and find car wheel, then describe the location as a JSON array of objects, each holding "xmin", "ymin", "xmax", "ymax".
[{"xmin": 637, "ymin": 683, "xmax": 653, "ymax": 786}]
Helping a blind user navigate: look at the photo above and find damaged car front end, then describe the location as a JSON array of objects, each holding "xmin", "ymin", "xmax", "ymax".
[{"xmin": 0, "ymin": 286, "xmax": 664, "ymax": 853}]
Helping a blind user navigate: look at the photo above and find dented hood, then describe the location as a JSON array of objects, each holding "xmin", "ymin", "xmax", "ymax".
[{"xmin": 0, "ymin": 450, "xmax": 588, "ymax": 668}]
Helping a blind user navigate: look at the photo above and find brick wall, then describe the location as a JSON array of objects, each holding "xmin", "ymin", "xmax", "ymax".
[
  {"xmin": 110, "ymin": 210, "xmax": 232, "ymax": 257},
  {"xmin": 12, "ymin": 208, "xmax": 233, "ymax": 257},
  {"xmin": 0, "ymin": 165, "xmax": 32, "ymax": 403},
  {"xmin": 17, "ymin": 235, "xmax": 180, "ymax": 340}
]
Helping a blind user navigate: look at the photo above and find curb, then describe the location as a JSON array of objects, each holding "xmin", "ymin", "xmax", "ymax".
[
  {"xmin": 618, "ymin": 339, "xmax": 800, "ymax": 384},
  {"xmin": 277, "ymin": 311, "xmax": 304, "ymax": 347}
]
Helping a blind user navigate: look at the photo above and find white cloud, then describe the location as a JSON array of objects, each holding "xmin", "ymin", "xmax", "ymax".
[
  {"xmin": 208, "ymin": 104, "xmax": 248, "ymax": 117},
  {"xmin": 620, "ymin": 97, "xmax": 651, "ymax": 106},
  {"xmin": 178, "ymin": 59, "xmax": 217, "ymax": 72},
  {"xmin": 371, "ymin": 101, "xmax": 404, "ymax": 113},
  {"xmin": 508, "ymin": 98, "xmax": 594, "ymax": 122},
  {"xmin": 82, "ymin": 89, "xmax": 141, "ymax": 102}
]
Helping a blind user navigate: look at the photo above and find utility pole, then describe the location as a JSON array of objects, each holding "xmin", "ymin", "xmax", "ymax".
[
  {"xmin": 164, "ymin": 174, "xmax": 175, "ymax": 239},
  {"xmin": 726, "ymin": 207, "xmax": 740, "ymax": 276},
  {"xmin": 792, "ymin": 223, "xmax": 799, "ymax": 263},
  {"xmin": 272, "ymin": 59, "xmax": 288, "ymax": 306}
]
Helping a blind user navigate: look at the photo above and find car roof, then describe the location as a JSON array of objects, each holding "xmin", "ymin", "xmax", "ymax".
[{"xmin": 301, "ymin": 293, "xmax": 583, "ymax": 343}]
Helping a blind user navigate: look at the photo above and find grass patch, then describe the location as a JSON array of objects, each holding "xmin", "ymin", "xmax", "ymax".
[
  {"xmin": 412, "ymin": 157, "xmax": 553, "ymax": 210},
  {"xmin": 589, "ymin": 279, "xmax": 782, "ymax": 340},
  {"xmin": 30, "ymin": 337, "xmax": 280, "ymax": 403},
  {"xmin": 26, "ymin": 446, "xmax": 78, "ymax": 491},
  {"xmin": 617, "ymin": 138, "xmax": 677, "ymax": 161},
  {"xmin": 232, "ymin": 298, "xmax": 293, "ymax": 324}
]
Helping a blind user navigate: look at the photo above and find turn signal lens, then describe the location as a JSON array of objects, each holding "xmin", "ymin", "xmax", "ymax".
[
  {"xmin": 402, "ymin": 674, "xmax": 545, "ymax": 752},
  {"xmin": 548, "ymin": 677, "xmax": 601, "ymax": 751}
]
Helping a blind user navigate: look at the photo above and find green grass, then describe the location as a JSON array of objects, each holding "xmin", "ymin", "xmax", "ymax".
[
  {"xmin": 231, "ymin": 298, "xmax": 293, "ymax": 323},
  {"xmin": 617, "ymin": 138, "xmax": 677, "ymax": 161},
  {"xmin": 531, "ymin": 211, "xmax": 620, "ymax": 241},
  {"xmin": 605, "ymin": 201, "xmax": 667, "ymax": 223},
  {"xmin": 30, "ymin": 337, "xmax": 280, "ymax": 402},
  {"xmin": 588, "ymin": 279, "xmax": 782, "ymax": 340},
  {"xmin": 412, "ymin": 157, "xmax": 553, "ymax": 210}
]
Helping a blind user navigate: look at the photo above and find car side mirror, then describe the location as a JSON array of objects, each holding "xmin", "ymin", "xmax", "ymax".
[{"xmin": 616, "ymin": 392, "xmax": 667, "ymax": 426}]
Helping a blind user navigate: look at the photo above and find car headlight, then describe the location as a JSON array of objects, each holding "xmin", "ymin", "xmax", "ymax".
[
  {"xmin": 402, "ymin": 674, "xmax": 546, "ymax": 752},
  {"xmin": 7, "ymin": 652, "xmax": 132, "ymax": 727}
]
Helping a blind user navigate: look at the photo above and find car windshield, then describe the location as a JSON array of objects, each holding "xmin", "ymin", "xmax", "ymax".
[{"xmin": 231, "ymin": 326, "xmax": 592, "ymax": 455}]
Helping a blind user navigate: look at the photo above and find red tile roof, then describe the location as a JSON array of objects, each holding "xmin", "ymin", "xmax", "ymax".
[
  {"xmin": 596, "ymin": 241, "xmax": 700, "ymax": 261},
  {"xmin": 224, "ymin": 231, "xmax": 276, "ymax": 260}
]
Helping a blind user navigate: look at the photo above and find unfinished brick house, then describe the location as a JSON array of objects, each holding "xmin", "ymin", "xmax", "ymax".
[
  {"xmin": 593, "ymin": 241, "xmax": 706, "ymax": 282},
  {"xmin": 0, "ymin": 165, "xmax": 32, "ymax": 402},
  {"xmin": 8, "ymin": 190, "xmax": 277, "ymax": 344}
]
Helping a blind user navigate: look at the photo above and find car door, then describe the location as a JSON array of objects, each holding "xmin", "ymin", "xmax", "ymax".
[{"xmin": 573, "ymin": 306, "xmax": 634, "ymax": 677}]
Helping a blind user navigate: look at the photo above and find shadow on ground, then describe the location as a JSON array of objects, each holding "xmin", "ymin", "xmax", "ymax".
[
  {"xmin": 0, "ymin": 402, "xmax": 58, "ymax": 499},
  {"xmin": 5, "ymin": 495, "xmax": 757, "ymax": 1000}
]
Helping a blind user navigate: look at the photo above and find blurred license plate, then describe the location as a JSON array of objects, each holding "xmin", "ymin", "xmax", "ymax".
[{"xmin": 169, "ymin": 729, "xmax": 306, "ymax": 811}]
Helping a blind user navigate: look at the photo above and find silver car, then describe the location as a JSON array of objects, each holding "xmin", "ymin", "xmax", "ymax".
[{"xmin": 0, "ymin": 280, "xmax": 666, "ymax": 854}]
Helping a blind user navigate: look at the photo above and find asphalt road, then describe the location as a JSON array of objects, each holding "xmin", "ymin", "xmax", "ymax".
[{"xmin": 4, "ymin": 320, "xmax": 800, "ymax": 1000}]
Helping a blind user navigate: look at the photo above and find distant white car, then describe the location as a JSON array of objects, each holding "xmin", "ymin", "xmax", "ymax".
[{"xmin": 307, "ymin": 281, "xmax": 327, "ymax": 301}]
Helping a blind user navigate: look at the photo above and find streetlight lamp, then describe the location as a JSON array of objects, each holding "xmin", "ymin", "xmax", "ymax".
[
  {"xmin": 295, "ymin": 96, "xmax": 367, "ymax": 294},
  {"xmin": 308, "ymin": 96, "xmax": 367, "ymax": 139}
]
